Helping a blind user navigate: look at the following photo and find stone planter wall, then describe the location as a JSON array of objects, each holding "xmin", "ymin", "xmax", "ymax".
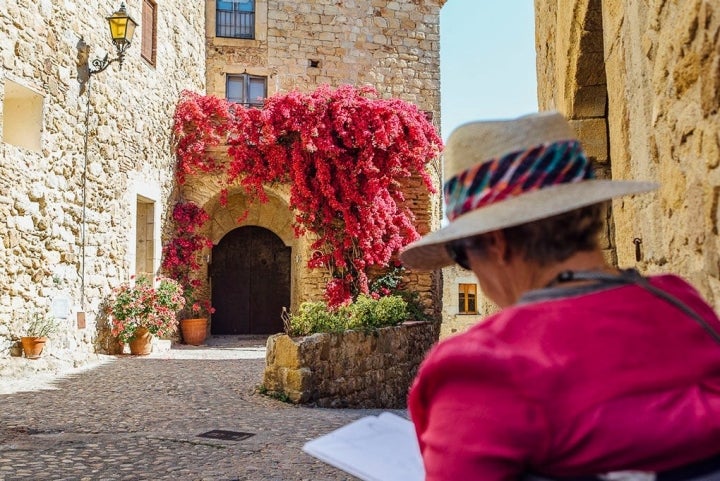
[{"xmin": 263, "ymin": 322, "xmax": 437, "ymax": 408}]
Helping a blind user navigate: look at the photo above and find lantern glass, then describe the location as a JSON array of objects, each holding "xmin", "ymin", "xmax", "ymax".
[{"xmin": 106, "ymin": 4, "xmax": 137, "ymax": 45}]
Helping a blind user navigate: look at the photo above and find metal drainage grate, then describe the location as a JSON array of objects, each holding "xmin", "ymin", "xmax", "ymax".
[{"xmin": 197, "ymin": 430, "xmax": 255, "ymax": 442}]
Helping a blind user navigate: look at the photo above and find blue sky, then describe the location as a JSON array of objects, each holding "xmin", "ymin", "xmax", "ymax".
[{"xmin": 440, "ymin": 1, "xmax": 538, "ymax": 141}]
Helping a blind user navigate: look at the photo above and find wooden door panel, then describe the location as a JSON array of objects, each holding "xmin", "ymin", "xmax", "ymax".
[{"xmin": 211, "ymin": 226, "xmax": 290, "ymax": 335}]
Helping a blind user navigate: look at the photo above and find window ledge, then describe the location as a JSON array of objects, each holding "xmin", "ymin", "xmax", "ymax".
[{"xmin": 210, "ymin": 37, "xmax": 263, "ymax": 48}]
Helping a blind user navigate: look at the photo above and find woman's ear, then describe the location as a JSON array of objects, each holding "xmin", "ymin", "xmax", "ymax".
[{"xmin": 486, "ymin": 230, "xmax": 511, "ymax": 265}]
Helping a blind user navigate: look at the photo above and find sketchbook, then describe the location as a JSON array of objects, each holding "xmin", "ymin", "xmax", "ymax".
[{"xmin": 302, "ymin": 412, "xmax": 425, "ymax": 481}]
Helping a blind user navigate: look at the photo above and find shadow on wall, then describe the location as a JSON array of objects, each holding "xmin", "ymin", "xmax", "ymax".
[{"xmin": 94, "ymin": 298, "xmax": 122, "ymax": 355}]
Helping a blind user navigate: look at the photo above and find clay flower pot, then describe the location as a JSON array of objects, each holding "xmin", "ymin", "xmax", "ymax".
[
  {"xmin": 21, "ymin": 336, "xmax": 47, "ymax": 359},
  {"xmin": 128, "ymin": 327, "xmax": 153, "ymax": 355},
  {"xmin": 180, "ymin": 318, "xmax": 208, "ymax": 346}
]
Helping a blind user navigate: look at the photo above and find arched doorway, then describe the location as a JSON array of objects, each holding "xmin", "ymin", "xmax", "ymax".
[{"xmin": 210, "ymin": 226, "xmax": 290, "ymax": 334}]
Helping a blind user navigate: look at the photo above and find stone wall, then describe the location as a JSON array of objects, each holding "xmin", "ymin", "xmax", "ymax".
[
  {"xmin": 0, "ymin": 1, "xmax": 205, "ymax": 361},
  {"xmin": 263, "ymin": 322, "xmax": 437, "ymax": 408},
  {"xmin": 535, "ymin": 0, "xmax": 720, "ymax": 310}
]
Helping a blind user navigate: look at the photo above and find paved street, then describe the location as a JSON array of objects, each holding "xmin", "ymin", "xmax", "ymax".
[{"xmin": 0, "ymin": 336, "xmax": 402, "ymax": 480}]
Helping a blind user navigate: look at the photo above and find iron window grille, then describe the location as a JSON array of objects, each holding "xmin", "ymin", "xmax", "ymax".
[{"xmin": 216, "ymin": 0, "xmax": 255, "ymax": 39}]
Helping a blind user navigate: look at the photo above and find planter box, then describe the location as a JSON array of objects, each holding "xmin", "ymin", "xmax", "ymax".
[{"xmin": 263, "ymin": 322, "xmax": 437, "ymax": 408}]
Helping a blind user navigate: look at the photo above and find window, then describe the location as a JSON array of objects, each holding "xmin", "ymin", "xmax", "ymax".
[
  {"xmin": 217, "ymin": 0, "xmax": 255, "ymax": 39},
  {"xmin": 226, "ymin": 74, "xmax": 266, "ymax": 107},
  {"xmin": 458, "ymin": 283, "xmax": 478, "ymax": 314},
  {"xmin": 135, "ymin": 196, "xmax": 155, "ymax": 278},
  {"xmin": 141, "ymin": 0, "xmax": 157, "ymax": 65},
  {"xmin": 2, "ymin": 79, "xmax": 43, "ymax": 152}
]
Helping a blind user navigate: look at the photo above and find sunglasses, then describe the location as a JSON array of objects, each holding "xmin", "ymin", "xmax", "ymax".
[{"xmin": 446, "ymin": 240, "xmax": 472, "ymax": 270}]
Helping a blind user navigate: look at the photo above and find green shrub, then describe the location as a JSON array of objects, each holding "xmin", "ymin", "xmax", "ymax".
[
  {"xmin": 397, "ymin": 290, "xmax": 432, "ymax": 323},
  {"xmin": 287, "ymin": 301, "xmax": 350, "ymax": 336},
  {"xmin": 286, "ymin": 295, "xmax": 408, "ymax": 336},
  {"xmin": 348, "ymin": 294, "xmax": 408, "ymax": 330}
]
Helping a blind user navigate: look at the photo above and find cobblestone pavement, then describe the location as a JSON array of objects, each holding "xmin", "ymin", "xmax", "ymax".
[{"xmin": 0, "ymin": 336, "xmax": 406, "ymax": 480}]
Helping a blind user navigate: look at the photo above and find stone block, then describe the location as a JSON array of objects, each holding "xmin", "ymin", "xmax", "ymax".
[
  {"xmin": 267, "ymin": 333, "xmax": 301, "ymax": 369},
  {"xmin": 569, "ymin": 118, "xmax": 608, "ymax": 163}
]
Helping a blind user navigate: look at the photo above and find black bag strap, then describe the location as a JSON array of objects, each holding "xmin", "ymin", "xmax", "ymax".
[{"xmin": 549, "ymin": 269, "xmax": 720, "ymax": 346}]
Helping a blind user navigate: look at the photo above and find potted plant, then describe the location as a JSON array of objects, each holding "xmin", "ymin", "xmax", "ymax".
[
  {"xmin": 109, "ymin": 275, "xmax": 185, "ymax": 355},
  {"xmin": 20, "ymin": 312, "xmax": 59, "ymax": 359},
  {"xmin": 179, "ymin": 296, "xmax": 215, "ymax": 346}
]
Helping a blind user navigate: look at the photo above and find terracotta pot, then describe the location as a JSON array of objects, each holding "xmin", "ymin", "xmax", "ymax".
[
  {"xmin": 21, "ymin": 336, "xmax": 47, "ymax": 359},
  {"xmin": 180, "ymin": 318, "xmax": 207, "ymax": 346},
  {"xmin": 128, "ymin": 327, "xmax": 152, "ymax": 355}
]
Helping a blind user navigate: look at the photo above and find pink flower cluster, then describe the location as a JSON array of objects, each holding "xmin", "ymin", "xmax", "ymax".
[
  {"xmin": 109, "ymin": 276, "xmax": 185, "ymax": 343},
  {"xmin": 161, "ymin": 201, "xmax": 213, "ymax": 315},
  {"xmin": 171, "ymin": 85, "xmax": 442, "ymax": 307}
]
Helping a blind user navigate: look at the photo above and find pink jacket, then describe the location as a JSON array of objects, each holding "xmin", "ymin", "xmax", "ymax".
[{"xmin": 409, "ymin": 274, "xmax": 720, "ymax": 480}]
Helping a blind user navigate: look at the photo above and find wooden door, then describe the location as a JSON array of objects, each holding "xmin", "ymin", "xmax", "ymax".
[{"xmin": 210, "ymin": 226, "xmax": 290, "ymax": 334}]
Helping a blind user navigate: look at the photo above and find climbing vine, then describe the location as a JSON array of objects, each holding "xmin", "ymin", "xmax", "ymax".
[{"xmin": 166, "ymin": 84, "xmax": 442, "ymax": 307}]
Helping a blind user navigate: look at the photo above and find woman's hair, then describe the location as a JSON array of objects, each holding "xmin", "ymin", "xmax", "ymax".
[
  {"xmin": 467, "ymin": 203, "xmax": 606, "ymax": 266},
  {"xmin": 506, "ymin": 202, "xmax": 605, "ymax": 265}
]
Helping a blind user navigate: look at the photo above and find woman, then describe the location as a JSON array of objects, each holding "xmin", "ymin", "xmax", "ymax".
[{"xmin": 400, "ymin": 112, "xmax": 720, "ymax": 481}]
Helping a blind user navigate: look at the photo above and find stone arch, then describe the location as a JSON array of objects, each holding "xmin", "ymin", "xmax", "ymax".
[
  {"xmin": 199, "ymin": 185, "xmax": 306, "ymax": 314},
  {"xmin": 205, "ymin": 187, "xmax": 295, "ymax": 246},
  {"xmin": 537, "ymin": 0, "xmax": 616, "ymax": 263},
  {"xmin": 564, "ymin": 0, "xmax": 616, "ymax": 263}
]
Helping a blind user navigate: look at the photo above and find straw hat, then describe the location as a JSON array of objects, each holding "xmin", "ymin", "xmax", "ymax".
[{"xmin": 400, "ymin": 111, "xmax": 657, "ymax": 270}]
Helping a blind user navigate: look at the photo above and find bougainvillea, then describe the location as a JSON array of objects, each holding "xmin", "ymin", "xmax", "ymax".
[
  {"xmin": 169, "ymin": 84, "xmax": 442, "ymax": 307},
  {"xmin": 161, "ymin": 201, "xmax": 213, "ymax": 315}
]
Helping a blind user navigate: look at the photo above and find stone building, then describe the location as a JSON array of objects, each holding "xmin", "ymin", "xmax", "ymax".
[
  {"xmin": 0, "ymin": 1, "xmax": 205, "ymax": 360},
  {"xmin": 1, "ymin": 0, "xmax": 445, "ymax": 362},
  {"xmin": 179, "ymin": 0, "xmax": 444, "ymax": 335},
  {"xmin": 535, "ymin": 0, "xmax": 720, "ymax": 311}
]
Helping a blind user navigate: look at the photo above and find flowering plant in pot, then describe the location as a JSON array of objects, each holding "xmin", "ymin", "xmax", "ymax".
[
  {"xmin": 179, "ymin": 293, "xmax": 215, "ymax": 346},
  {"xmin": 109, "ymin": 276, "xmax": 185, "ymax": 352},
  {"xmin": 20, "ymin": 312, "xmax": 59, "ymax": 359}
]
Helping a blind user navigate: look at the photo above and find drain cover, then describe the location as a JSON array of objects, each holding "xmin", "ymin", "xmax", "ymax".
[{"xmin": 197, "ymin": 430, "xmax": 254, "ymax": 442}]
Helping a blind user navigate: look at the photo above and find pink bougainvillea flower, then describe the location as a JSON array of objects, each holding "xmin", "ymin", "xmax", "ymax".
[{"xmin": 167, "ymin": 85, "xmax": 442, "ymax": 308}]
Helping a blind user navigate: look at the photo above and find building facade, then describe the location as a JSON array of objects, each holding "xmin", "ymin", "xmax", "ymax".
[
  {"xmin": 535, "ymin": 0, "xmax": 720, "ymax": 311},
  {"xmin": 179, "ymin": 0, "xmax": 445, "ymax": 335},
  {"xmin": 1, "ymin": 0, "xmax": 445, "ymax": 360},
  {"xmin": 0, "ymin": 1, "xmax": 206, "ymax": 359}
]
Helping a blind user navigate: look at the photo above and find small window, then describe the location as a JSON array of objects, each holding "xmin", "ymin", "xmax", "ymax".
[
  {"xmin": 458, "ymin": 283, "xmax": 478, "ymax": 314},
  {"xmin": 141, "ymin": 0, "xmax": 157, "ymax": 65},
  {"xmin": 135, "ymin": 196, "xmax": 155, "ymax": 278},
  {"xmin": 217, "ymin": 0, "xmax": 255, "ymax": 39},
  {"xmin": 226, "ymin": 74, "xmax": 266, "ymax": 107},
  {"xmin": 2, "ymin": 79, "xmax": 43, "ymax": 152}
]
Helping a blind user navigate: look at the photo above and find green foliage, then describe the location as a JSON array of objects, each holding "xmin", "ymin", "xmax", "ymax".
[
  {"xmin": 286, "ymin": 301, "xmax": 350, "ymax": 336},
  {"xmin": 257, "ymin": 385, "xmax": 292, "ymax": 403},
  {"xmin": 347, "ymin": 295, "xmax": 408, "ymax": 330},
  {"xmin": 24, "ymin": 312, "xmax": 59, "ymax": 337},
  {"xmin": 287, "ymin": 295, "xmax": 408, "ymax": 336},
  {"xmin": 108, "ymin": 275, "xmax": 185, "ymax": 343},
  {"xmin": 370, "ymin": 265, "xmax": 405, "ymax": 294},
  {"xmin": 369, "ymin": 265, "xmax": 432, "ymax": 323},
  {"xmin": 397, "ymin": 290, "xmax": 433, "ymax": 323}
]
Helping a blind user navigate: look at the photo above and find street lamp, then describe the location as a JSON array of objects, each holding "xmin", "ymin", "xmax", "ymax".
[
  {"xmin": 89, "ymin": 2, "xmax": 138, "ymax": 75},
  {"xmin": 74, "ymin": 3, "xmax": 138, "ymax": 312}
]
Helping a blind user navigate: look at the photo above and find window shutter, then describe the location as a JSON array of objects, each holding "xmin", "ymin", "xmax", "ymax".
[{"xmin": 141, "ymin": 0, "xmax": 155, "ymax": 64}]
